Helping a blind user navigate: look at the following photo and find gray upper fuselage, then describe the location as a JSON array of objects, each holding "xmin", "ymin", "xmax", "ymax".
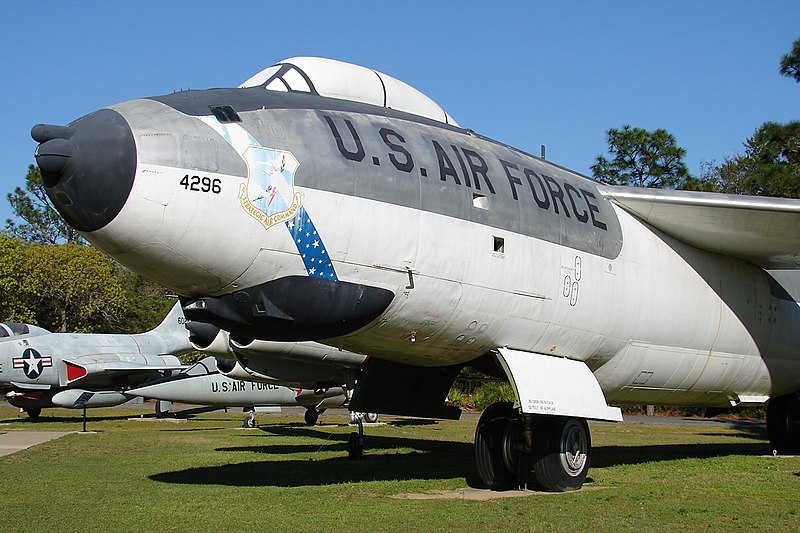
[{"xmin": 137, "ymin": 86, "xmax": 623, "ymax": 260}]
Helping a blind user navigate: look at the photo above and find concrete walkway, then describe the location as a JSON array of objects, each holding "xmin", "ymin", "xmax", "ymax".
[{"xmin": 0, "ymin": 431, "xmax": 73, "ymax": 457}]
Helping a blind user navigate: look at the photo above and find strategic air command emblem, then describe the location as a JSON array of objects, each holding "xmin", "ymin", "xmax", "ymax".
[{"xmin": 238, "ymin": 146, "xmax": 302, "ymax": 230}]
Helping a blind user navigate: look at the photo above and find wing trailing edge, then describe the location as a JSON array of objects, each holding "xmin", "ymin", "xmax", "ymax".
[{"xmin": 600, "ymin": 186, "xmax": 800, "ymax": 269}]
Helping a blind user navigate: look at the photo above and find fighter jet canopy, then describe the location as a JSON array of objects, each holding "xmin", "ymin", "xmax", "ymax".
[
  {"xmin": 240, "ymin": 56, "xmax": 459, "ymax": 126},
  {"xmin": 0, "ymin": 322, "xmax": 49, "ymax": 338}
]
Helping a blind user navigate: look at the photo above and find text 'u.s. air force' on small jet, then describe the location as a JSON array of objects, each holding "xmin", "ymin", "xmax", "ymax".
[
  {"xmin": 0, "ymin": 303, "xmax": 190, "ymax": 417},
  {"xmin": 128, "ymin": 356, "xmax": 365, "ymax": 428},
  {"xmin": 31, "ymin": 57, "xmax": 800, "ymax": 492}
]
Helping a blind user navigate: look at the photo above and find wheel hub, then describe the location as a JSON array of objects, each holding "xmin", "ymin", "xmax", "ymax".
[{"xmin": 559, "ymin": 420, "xmax": 588, "ymax": 476}]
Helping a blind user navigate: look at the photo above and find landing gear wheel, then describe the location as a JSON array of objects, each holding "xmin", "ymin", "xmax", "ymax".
[
  {"xmin": 304, "ymin": 408, "xmax": 320, "ymax": 426},
  {"xmin": 242, "ymin": 411, "xmax": 257, "ymax": 429},
  {"xmin": 531, "ymin": 416, "xmax": 590, "ymax": 492},
  {"xmin": 25, "ymin": 407, "xmax": 41, "ymax": 420},
  {"xmin": 474, "ymin": 402, "xmax": 518, "ymax": 490},
  {"xmin": 348, "ymin": 432, "xmax": 363, "ymax": 460},
  {"xmin": 155, "ymin": 400, "xmax": 171, "ymax": 418},
  {"xmin": 767, "ymin": 395, "xmax": 800, "ymax": 454},
  {"xmin": 363, "ymin": 412, "xmax": 379, "ymax": 424}
]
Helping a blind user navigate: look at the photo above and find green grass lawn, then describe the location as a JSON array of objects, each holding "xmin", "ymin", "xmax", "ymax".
[{"xmin": 0, "ymin": 406, "xmax": 796, "ymax": 532}]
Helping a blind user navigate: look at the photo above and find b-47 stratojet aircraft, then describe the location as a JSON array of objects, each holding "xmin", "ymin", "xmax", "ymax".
[
  {"xmin": 31, "ymin": 57, "xmax": 800, "ymax": 491},
  {"xmin": 0, "ymin": 302, "xmax": 191, "ymax": 417}
]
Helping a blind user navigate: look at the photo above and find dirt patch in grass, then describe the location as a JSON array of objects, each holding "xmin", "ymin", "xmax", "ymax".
[{"xmin": 390, "ymin": 485, "xmax": 609, "ymax": 500}]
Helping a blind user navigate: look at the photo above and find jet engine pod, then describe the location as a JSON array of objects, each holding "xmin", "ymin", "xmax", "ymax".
[
  {"xmin": 216, "ymin": 346, "xmax": 357, "ymax": 389},
  {"xmin": 181, "ymin": 276, "xmax": 394, "ymax": 342},
  {"xmin": 185, "ymin": 321, "xmax": 232, "ymax": 356},
  {"xmin": 230, "ymin": 336, "xmax": 367, "ymax": 368}
]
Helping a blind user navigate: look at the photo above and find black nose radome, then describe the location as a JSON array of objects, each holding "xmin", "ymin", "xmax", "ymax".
[
  {"xmin": 31, "ymin": 109, "xmax": 136, "ymax": 233},
  {"xmin": 34, "ymin": 138, "xmax": 73, "ymax": 179}
]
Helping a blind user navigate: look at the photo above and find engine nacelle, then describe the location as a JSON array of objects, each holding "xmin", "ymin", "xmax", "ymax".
[
  {"xmin": 216, "ymin": 351, "xmax": 358, "ymax": 389},
  {"xmin": 230, "ymin": 337, "xmax": 367, "ymax": 368},
  {"xmin": 186, "ymin": 321, "xmax": 233, "ymax": 357},
  {"xmin": 295, "ymin": 387, "xmax": 348, "ymax": 410}
]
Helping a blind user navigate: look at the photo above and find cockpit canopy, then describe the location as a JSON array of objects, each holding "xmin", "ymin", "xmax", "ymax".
[
  {"xmin": 240, "ymin": 57, "xmax": 459, "ymax": 126},
  {"xmin": 182, "ymin": 356, "xmax": 219, "ymax": 377},
  {"xmin": 0, "ymin": 322, "xmax": 49, "ymax": 338}
]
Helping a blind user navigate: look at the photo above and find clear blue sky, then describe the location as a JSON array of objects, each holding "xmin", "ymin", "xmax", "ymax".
[{"xmin": 1, "ymin": 1, "xmax": 797, "ymax": 224}]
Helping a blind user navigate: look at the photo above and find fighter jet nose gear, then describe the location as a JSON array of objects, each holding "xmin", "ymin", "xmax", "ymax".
[{"xmin": 31, "ymin": 109, "xmax": 136, "ymax": 232}]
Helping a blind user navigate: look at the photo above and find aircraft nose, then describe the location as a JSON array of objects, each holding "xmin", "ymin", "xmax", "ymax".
[{"xmin": 31, "ymin": 109, "xmax": 137, "ymax": 233}]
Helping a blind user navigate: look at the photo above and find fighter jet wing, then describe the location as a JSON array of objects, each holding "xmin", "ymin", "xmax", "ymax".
[
  {"xmin": 63, "ymin": 357, "xmax": 186, "ymax": 386},
  {"xmin": 599, "ymin": 186, "xmax": 800, "ymax": 269}
]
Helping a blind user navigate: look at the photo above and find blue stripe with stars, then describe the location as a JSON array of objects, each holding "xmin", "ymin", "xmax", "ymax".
[{"xmin": 286, "ymin": 206, "xmax": 338, "ymax": 281}]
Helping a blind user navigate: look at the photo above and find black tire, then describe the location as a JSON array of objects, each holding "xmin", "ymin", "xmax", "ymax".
[
  {"xmin": 155, "ymin": 400, "xmax": 171, "ymax": 418},
  {"xmin": 474, "ymin": 402, "xmax": 518, "ymax": 490},
  {"xmin": 531, "ymin": 416, "xmax": 590, "ymax": 492},
  {"xmin": 363, "ymin": 412, "xmax": 379, "ymax": 424},
  {"xmin": 304, "ymin": 408, "xmax": 320, "ymax": 426},
  {"xmin": 767, "ymin": 395, "xmax": 800, "ymax": 454},
  {"xmin": 25, "ymin": 407, "xmax": 42, "ymax": 420},
  {"xmin": 348, "ymin": 432, "xmax": 363, "ymax": 460},
  {"xmin": 242, "ymin": 416, "xmax": 256, "ymax": 429}
]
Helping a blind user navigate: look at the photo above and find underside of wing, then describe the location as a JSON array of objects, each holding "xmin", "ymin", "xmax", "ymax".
[{"xmin": 599, "ymin": 185, "xmax": 800, "ymax": 269}]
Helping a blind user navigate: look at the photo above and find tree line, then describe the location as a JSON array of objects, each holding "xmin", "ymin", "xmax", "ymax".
[
  {"xmin": 592, "ymin": 38, "xmax": 800, "ymax": 197},
  {"xmin": 0, "ymin": 165, "xmax": 174, "ymax": 333}
]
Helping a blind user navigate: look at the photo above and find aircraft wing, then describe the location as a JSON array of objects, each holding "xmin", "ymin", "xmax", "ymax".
[
  {"xmin": 599, "ymin": 186, "xmax": 800, "ymax": 269},
  {"xmin": 74, "ymin": 363, "xmax": 186, "ymax": 374},
  {"xmin": 63, "ymin": 357, "xmax": 185, "ymax": 386}
]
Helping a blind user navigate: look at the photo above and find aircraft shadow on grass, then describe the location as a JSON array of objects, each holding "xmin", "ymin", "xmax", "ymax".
[
  {"xmin": 592, "ymin": 419, "xmax": 771, "ymax": 468},
  {"xmin": 149, "ymin": 422, "xmax": 776, "ymax": 488}
]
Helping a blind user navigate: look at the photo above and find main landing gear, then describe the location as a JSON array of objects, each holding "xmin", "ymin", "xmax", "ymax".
[
  {"xmin": 346, "ymin": 411, "xmax": 379, "ymax": 460},
  {"xmin": 767, "ymin": 394, "xmax": 800, "ymax": 454},
  {"xmin": 304, "ymin": 407, "xmax": 324, "ymax": 426},
  {"xmin": 474, "ymin": 401, "xmax": 591, "ymax": 492}
]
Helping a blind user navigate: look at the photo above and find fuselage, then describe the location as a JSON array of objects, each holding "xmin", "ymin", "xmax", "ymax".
[
  {"xmin": 0, "ymin": 324, "xmax": 184, "ymax": 391},
  {"xmin": 129, "ymin": 357, "xmax": 346, "ymax": 409},
  {"xmin": 33, "ymin": 72, "xmax": 800, "ymax": 409}
]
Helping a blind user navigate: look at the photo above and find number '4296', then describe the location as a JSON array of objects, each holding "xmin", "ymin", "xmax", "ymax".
[{"xmin": 180, "ymin": 174, "xmax": 221, "ymax": 194}]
